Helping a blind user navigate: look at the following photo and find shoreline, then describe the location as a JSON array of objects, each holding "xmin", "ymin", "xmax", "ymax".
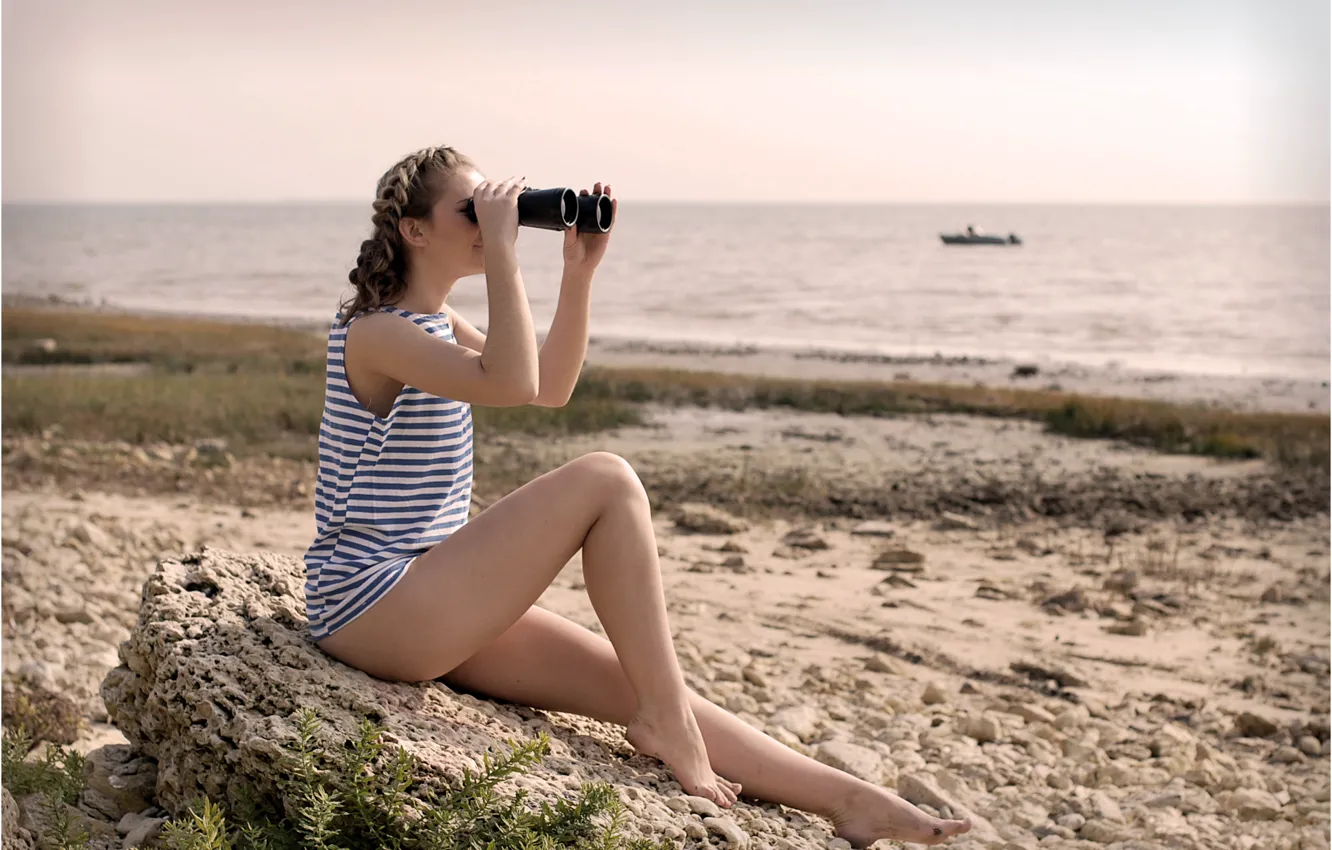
[{"xmin": 6, "ymin": 293, "xmax": 1328, "ymax": 414}]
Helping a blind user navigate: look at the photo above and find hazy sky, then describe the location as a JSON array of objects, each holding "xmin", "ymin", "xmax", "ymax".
[{"xmin": 3, "ymin": 0, "xmax": 1328, "ymax": 203}]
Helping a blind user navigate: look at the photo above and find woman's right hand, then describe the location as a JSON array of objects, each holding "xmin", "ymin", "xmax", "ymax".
[{"xmin": 471, "ymin": 177, "xmax": 525, "ymax": 252}]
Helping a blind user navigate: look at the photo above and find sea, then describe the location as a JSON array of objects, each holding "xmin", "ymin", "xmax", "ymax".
[{"xmin": 3, "ymin": 203, "xmax": 1328, "ymax": 381}]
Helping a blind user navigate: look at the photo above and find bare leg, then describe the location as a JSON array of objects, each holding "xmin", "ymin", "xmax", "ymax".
[
  {"xmin": 447, "ymin": 606, "xmax": 974, "ymax": 848},
  {"xmin": 316, "ymin": 452, "xmax": 737, "ymax": 805}
]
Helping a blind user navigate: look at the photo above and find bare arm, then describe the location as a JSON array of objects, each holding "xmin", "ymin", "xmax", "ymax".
[
  {"xmin": 355, "ymin": 178, "xmax": 539, "ymax": 407},
  {"xmin": 444, "ymin": 277, "xmax": 588, "ymax": 409}
]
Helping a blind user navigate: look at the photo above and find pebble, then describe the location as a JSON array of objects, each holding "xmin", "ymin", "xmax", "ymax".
[
  {"xmin": 685, "ymin": 795, "xmax": 722, "ymax": 818},
  {"xmin": 922, "ymin": 682, "xmax": 948, "ymax": 705},
  {"xmin": 1298, "ymin": 736, "xmax": 1323, "ymax": 757},
  {"xmin": 816, "ymin": 740, "xmax": 884, "ymax": 783},
  {"xmin": 703, "ymin": 816, "xmax": 749, "ymax": 848}
]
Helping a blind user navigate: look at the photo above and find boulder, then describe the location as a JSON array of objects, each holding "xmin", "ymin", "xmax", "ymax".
[{"xmin": 100, "ymin": 548, "xmax": 820, "ymax": 845}]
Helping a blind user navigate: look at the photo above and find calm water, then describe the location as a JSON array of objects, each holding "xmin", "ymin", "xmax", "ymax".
[{"xmin": 4, "ymin": 203, "xmax": 1328, "ymax": 379}]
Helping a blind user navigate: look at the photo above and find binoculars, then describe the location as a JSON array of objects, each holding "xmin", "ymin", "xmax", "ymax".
[{"xmin": 462, "ymin": 188, "xmax": 614, "ymax": 234}]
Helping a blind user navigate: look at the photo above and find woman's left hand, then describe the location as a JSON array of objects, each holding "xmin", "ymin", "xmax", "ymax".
[{"xmin": 562, "ymin": 182, "xmax": 616, "ymax": 279}]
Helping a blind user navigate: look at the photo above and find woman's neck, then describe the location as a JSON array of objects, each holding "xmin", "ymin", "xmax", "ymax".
[{"xmin": 396, "ymin": 270, "xmax": 458, "ymax": 315}]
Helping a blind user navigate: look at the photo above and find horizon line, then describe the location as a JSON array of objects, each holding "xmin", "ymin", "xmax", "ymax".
[{"xmin": 4, "ymin": 198, "xmax": 1330, "ymax": 208}]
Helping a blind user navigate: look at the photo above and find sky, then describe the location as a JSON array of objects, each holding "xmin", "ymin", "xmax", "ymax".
[{"xmin": 2, "ymin": 0, "xmax": 1328, "ymax": 204}]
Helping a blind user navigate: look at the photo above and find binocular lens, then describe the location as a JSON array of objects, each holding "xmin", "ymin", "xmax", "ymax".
[{"xmin": 462, "ymin": 186, "xmax": 614, "ymax": 234}]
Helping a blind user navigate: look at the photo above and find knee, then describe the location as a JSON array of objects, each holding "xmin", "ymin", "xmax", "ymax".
[{"xmin": 570, "ymin": 451, "xmax": 646, "ymax": 500}]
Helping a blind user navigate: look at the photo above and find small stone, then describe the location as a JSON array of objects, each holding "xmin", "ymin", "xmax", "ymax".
[
  {"xmin": 1079, "ymin": 819, "xmax": 1124, "ymax": 843},
  {"xmin": 1235, "ymin": 711, "xmax": 1280, "ymax": 739},
  {"xmin": 872, "ymin": 548, "xmax": 926, "ymax": 571},
  {"xmin": 816, "ymin": 740, "xmax": 884, "ymax": 783},
  {"xmin": 826, "ymin": 839, "xmax": 853, "ymax": 850},
  {"xmin": 1054, "ymin": 704, "xmax": 1090, "ymax": 730},
  {"xmin": 1298, "ymin": 736, "xmax": 1322, "ymax": 757},
  {"xmin": 720, "ymin": 555, "xmax": 748, "ymax": 571},
  {"xmin": 865, "ymin": 654, "xmax": 903, "ymax": 675},
  {"xmin": 922, "ymin": 683, "xmax": 948, "ymax": 705},
  {"xmin": 770, "ymin": 705, "xmax": 821, "ymax": 743},
  {"xmin": 1047, "ymin": 772, "xmax": 1073, "ymax": 790},
  {"xmin": 850, "ymin": 521, "xmax": 895, "ymax": 538},
  {"xmin": 742, "ymin": 665, "xmax": 768, "ymax": 688},
  {"xmin": 1057, "ymin": 813, "xmax": 1086, "ymax": 830},
  {"xmin": 68, "ymin": 521, "xmax": 110, "ymax": 550},
  {"xmin": 782, "ymin": 526, "xmax": 830, "ymax": 550},
  {"xmin": 726, "ymin": 693, "xmax": 760, "ymax": 714},
  {"xmin": 1105, "ymin": 619, "xmax": 1148, "ymax": 636},
  {"xmin": 702, "ymin": 816, "xmax": 749, "ymax": 848},
  {"xmin": 672, "ymin": 504, "xmax": 749, "ymax": 534},
  {"xmin": 934, "ymin": 511, "xmax": 979, "ymax": 531},
  {"xmin": 122, "ymin": 816, "xmax": 167, "ymax": 849},
  {"xmin": 686, "ymin": 794, "xmax": 723, "ymax": 817},
  {"xmin": 1089, "ymin": 791, "xmax": 1124, "ymax": 823},
  {"xmin": 665, "ymin": 797, "xmax": 690, "ymax": 813},
  {"xmin": 1226, "ymin": 787, "xmax": 1282, "ymax": 821},
  {"xmin": 1012, "ymin": 704, "xmax": 1057, "ymax": 725},
  {"xmin": 1272, "ymin": 746, "xmax": 1306, "ymax": 764},
  {"xmin": 684, "ymin": 821, "xmax": 708, "ymax": 840},
  {"xmin": 962, "ymin": 714, "xmax": 1003, "ymax": 744}
]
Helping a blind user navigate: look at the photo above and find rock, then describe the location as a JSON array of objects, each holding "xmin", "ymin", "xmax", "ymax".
[
  {"xmin": 720, "ymin": 555, "xmax": 749, "ymax": 572},
  {"xmin": 2, "ymin": 787, "xmax": 32, "ymax": 850},
  {"xmin": 1235, "ymin": 711, "xmax": 1281, "ymax": 739},
  {"xmin": 1041, "ymin": 587, "xmax": 1087, "ymax": 613},
  {"xmin": 1224, "ymin": 787, "xmax": 1283, "ymax": 821},
  {"xmin": 1088, "ymin": 790, "xmax": 1124, "ymax": 822},
  {"xmin": 1271, "ymin": 746, "xmax": 1306, "ymax": 764},
  {"xmin": 1078, "ymin": 819, "xmax": 1125, "ymax": 843},
  {"xmin": 816, "ymin": 740, "xmax": 884, "ymax": 783},
  {"xmin": 781, "ymin": 527, "xmax": 830, "ymax": 550},
  {"xmin": 122, "ymin": 816, "xmax": 167, "ymax": 848},
  {"xmin": 702, "ymin": 816, "xmax": 749, "ymax": 848},
  {"xmin": 934, "ymin": 512, "xmax": 979, "ymax": 532},
  {"xmin": 961, "ymin": 714, "xmax": 1002, "ymax": 744},
  {"xmin": 685, "ymin": 795, "xmax": 722, "ymax": 817},
  {"xmin": 1057, "ymin": 812, "xmax": 1086, "ymax": 830},
  {"xmin": 770, "ymin": 705, "xmax": 821, "ymax": 744},
  {"xmin": 665, "ymin": 797, "xmax": 690, "ymax": 814},
  {"xmin": 826, "ymin": 839, "xmax": 852, "ymax": 850},
  {"xmin": 896, "ymin": 774, "xmax": 1001, "ymax": 844},
  {"xmin": 101, "ymin": 547, "xmax": 774, "ymax": 842},
  {"xmin": 1054, "ymin": 704, "xmax": 1090, "ymax": 730},
  {"xmin": 850, "ymin": 521, "xmax": 895, "ymax": 538},
  {"xmin": 725, "ymin": 693, "xmax": 760, "ymax": 715},
  {"xmin": 1009, "ymin": 661, "xmax": 1088, "ymax": 689},
  {"xmin": 672, "ymin": 504, "xmax": 748, "ymax": 534},
  {"xmin": 1103, "ymin": 569, "xmax": 1138, "ymax": 594},
  {"xmin": 741, "ymin": 665, "xmax": 768, "ymax": 688},
  {"xmin": 1105, "ymin": 619, "xmax": 1148, "ymax": 636},
  {"xmin": 1012, "ymin": 704, "xmax": 1056, "ymax": 725},
  {"xmin": 83, "ymin": 745, "xmax": 157, "ymax": 816},
  {"xmin": 921, "ymin": 683, "xmax": 948, "ymax": 706},
  {"xmin": 188, "ymin": 439, "xmax": 233, "ymax": 469},
  {"xmin": 1298, "ymin": 735, "xmax": 1323, "ymax": 757},
  {"xmin": 18, "ymin": 792, "xmax": 117, "ymax": 846},
  {"xmin": 871, "ymin": 548, "xmax": 925, "ymax": 572},
  {"xmin": 68, "ymin": 520, "xmax": 112, "ymax": 551},
  {"xmin": 865, "ymin": 654, "xmax": 904, "ymax": 676}
]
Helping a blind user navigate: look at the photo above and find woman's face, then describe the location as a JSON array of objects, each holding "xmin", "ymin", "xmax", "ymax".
[{"xmin": 412, "ymin": 167, "xmax": 487, "ymax": 279}]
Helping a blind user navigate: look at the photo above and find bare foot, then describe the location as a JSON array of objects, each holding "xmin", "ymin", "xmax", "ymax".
[
  {"xmin": 833, "ymin": 785, "xmax": 973, "ymax": 847},
  {"xmin": 626, "ymin": 706, "xmax": 740, "ymax": 807}
]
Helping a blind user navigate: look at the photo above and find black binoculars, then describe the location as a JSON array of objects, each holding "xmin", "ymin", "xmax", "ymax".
[{"xmin": 462, "ymin": 188, "xmax": 614, "ymax": 234}]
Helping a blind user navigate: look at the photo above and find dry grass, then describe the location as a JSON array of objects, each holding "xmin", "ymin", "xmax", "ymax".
[{"xmin": 3, "ymin": 305, "xmax": 1326, "ymax": 468}]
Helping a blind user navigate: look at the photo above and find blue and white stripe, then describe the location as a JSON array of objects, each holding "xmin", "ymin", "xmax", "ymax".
[{"xmin": 303, "ymin": 307, "xmax": 473, "ymax": 640}]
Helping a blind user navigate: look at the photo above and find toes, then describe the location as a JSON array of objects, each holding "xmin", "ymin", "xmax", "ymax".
[{"xmin": 719, "ymin": 783, "xmax": 738, "ymax": 807}]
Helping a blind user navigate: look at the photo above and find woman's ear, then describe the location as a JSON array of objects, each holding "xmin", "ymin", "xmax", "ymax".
[{"xmin": 399, "ymin": 217, "xmax": 429, "ymax": 249}]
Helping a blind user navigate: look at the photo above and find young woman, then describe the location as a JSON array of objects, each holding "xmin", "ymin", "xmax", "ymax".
[{"xmin": 304, "ymin": 145, "xmax": 973, "ymax": 847}]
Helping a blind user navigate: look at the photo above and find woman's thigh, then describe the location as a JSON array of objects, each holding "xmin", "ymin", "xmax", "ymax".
[{"xmin": 314, "ymin": 451, "xmax": 639, "ymax": 682}]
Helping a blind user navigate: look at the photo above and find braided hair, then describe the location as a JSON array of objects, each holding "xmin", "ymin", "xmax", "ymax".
[{"xmin": 340, "ymin": 145, "xmax": 474, "ymax": 325}]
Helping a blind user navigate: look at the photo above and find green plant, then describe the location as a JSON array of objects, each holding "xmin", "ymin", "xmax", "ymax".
[
  {"xmin": 160, "ymin": 709, "xmax": 671, "ymax": 850},
  {"xmin": 1, "ymin": 725, "xmax": 91, "ymax": 850}
]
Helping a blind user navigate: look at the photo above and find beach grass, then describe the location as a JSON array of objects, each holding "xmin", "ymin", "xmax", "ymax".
[{"xmin": 3, "ymin": 305, "xmax": 1326, "ymax": 469}]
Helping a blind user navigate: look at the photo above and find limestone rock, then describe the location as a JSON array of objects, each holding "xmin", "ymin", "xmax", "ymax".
[
  {"xmin": 122, "ymin": 816, "xmax": 167, "ymax": 848},
  {"xmin": 2, "ymin": 787, "xmax": 34, "ymax": 850},
  {"xmin": 703, "ymin": 816, "xmax": 750, "ymax": 848},
  {"xmin": 685, "ymin": 795, "xmax": 722, "ymax": 818},
  {"xmin": 770, "ymin": 705, "xmax": 821, "ymax": 743},
  {"xmin": 98, "ymin": 548, "xmax": 812, "ymax": 846},
  {"xmin": 83, "ymin": 745, "xmax": 157, "ymax": 818},
  {"xmin": 815, "ymin": 740, "xmax": 884, "ymax": 783},
  {"xmin": 672, "ymin": 504, "xmax": 748, "ymax": 534}
]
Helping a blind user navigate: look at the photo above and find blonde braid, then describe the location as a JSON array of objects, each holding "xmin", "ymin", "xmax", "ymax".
[{"xmin": 340, "ymin": 145, "xmax": 472, "ymax": 324}]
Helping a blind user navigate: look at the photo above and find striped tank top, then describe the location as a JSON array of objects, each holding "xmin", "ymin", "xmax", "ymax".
[{"xmin": 303, "ymin": 307, "xmax": 474, "ymax": 641}]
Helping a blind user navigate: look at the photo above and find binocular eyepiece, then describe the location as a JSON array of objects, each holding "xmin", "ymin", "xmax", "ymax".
[{"xmin": 462, "ymin": 187, "xmax": 614, "ymax": 234}]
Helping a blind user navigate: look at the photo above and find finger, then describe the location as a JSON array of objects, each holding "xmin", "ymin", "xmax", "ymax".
[
  {"xmin": 604, "ymin": 183, "xmax": 612, "ymax": 197},
  {"xmin": 593, "ymin": 181, "xmax": 603, "ymax": 195},
  {"xmin": 580, "ymin": 188, "xmax": 590, "ymax": 196}
]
